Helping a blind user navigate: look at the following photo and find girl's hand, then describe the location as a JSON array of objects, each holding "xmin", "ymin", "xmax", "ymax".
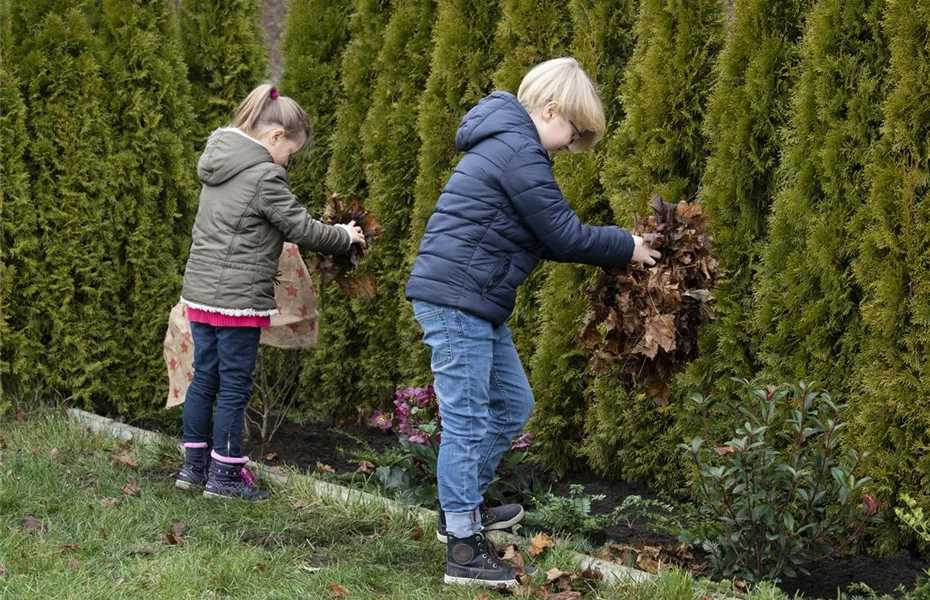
[
  {"xmin": 343, "ymin": 220, "xmax": 367, "ymax": 248},
  {"xmin": 631, "ymin": 235, "xmax": 660, "ymax": 266}
]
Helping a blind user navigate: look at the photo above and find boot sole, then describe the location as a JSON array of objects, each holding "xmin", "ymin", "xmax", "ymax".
[
  {"xmin": 443, "ymin": 574, "xmax": 518, "ymax": 588},
  {"xmin": 175, "ymin": 480, "xmax": 203, "ymax": 490},
  {"xmin": 436, "ymin": 506, "xmax": 526, "ymax": 543},
  {"xmin": 202, "ymin": 490, "xmax": 270, "ymax": 502}
]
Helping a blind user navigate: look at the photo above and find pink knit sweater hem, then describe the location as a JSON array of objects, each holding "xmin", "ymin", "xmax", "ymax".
[{"xmin": 187, "ymin": 307, "xmax": 270, "ymax": 328}]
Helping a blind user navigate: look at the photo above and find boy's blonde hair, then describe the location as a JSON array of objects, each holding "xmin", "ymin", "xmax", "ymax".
[
  {"xmin": 232, "ymin": 83, "xmax": 311, "ymax": 150},
  {"xmin": 517, "ymin": 57, "xmax": 606, "ymax": 152}
]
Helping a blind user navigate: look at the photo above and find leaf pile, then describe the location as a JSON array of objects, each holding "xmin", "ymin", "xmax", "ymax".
[
  {"xmin": 579, "ymin": 194, "xmax": 723, "ymax": 405},
  {"xmin": 307, "ymin": 194, "xmax": 383, "ymax": 298}
]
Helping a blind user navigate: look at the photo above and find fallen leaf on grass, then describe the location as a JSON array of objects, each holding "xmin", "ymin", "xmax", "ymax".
[
  {"xmin": 171, "ymin": 520, "xmax": 187, "ymax": 537},
  {"xmin": 156, "ymin": 521, "xmax": 187, "ymax": 546},
  {"xmin": 99, "ymin": 528, "xmax": 107, "ymax": 538},
  {"xmin": 290, "ymin": 500, "xmax": 311, "ymax": 510},
  {"xmin": 110, "ymin": 454, "xmax": 137, "ymax": 468},
  {"xmin": 410, "ymin": 522, "xmax": 423, "ymax": 541},
  {"xmin": 128, "ymin": 545, "xmax": 154, "ymax": 555},
  {"xmin": 733, "ymin": 578, "xmax": 750, "ymax": 593},
  {"xmin": 498, "ymin": 545, "xmax": 526, "ymax": 571},
  {"xmin": 23, "ymin": 516, "xmax": 46, "ymax": 533},
  {"xmin": 58, "ymin": 543, "xmax": 81, "ymax": 552},
  {"xmin": 122, "ymin": 483, "xmax": 142, "ymax": 497},
  {"xmin": 355, "ymin": 460, "xmax": 375, "ymax": 474},
  {"xmin": 264, "ymin": 453, "xmax": 278, "ymax": 461},
  {"xmin": 473, "ymin": 595, "xmax": 490, "ymax": 600},
  {"xmin": 49, "ymin": 448, "xmax": 58, "ymax": 458},
  {"xmin": 328, "ymin": 581, "xmax": 350, "ymax": 597},
  {"xmin": 545, "ymin": 592, "xmax": 582, "ymax": 600},
  {"xmin": 315, "ymin": 462, "xmax": 335, "ymax": 473},
  {"xmin": 100, "ymin": 498, "xmax": 123, "ymax": 508},
  {"xmin": 78, "ymin": 475, "xmax": 99, "ymax": 487},
  {"xmin": 528, "ymin": 532, "xmax": 554, "ymax": 557},
  {"xmin": 255, "ymin": 563, "xmax": 267, "ymax": 572},
  {"xmin": 546, "ymin": 568, "xmax": 566, "ymax": 582}
]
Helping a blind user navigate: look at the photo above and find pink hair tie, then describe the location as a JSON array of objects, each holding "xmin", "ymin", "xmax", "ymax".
[{"xmin": 270, "ymin": 90, "xmax": 279, "ymax": 99}]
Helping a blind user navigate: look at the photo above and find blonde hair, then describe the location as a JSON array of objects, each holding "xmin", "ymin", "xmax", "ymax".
[
  {"xmin": 232, "ymin": 83, "xmax": 311, "ymax": 149},
  {"xmin": 517, "ymin": 57, "xmax": 606, "ymax": 152}
]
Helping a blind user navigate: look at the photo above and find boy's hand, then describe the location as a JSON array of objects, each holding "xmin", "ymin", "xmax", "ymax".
[
  {"xmin": 340, "ymin": 220, "xmax": 367, "ymax": 248},
  {"xmin": 631, "ymin": 235, "xmax": 660, "ymax": 266}
]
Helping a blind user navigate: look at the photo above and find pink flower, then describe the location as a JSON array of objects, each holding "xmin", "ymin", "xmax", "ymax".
[
  {"xmin": 370, "ymin": 410, "xmax": 393, "ymax": 432},
  {"xmin": 510, "ymin": 433, "xmax": 534, "ymax": 452},
  {"xmin": 408, "ymin": 433, "xmax": 428, "ymax": 445}
]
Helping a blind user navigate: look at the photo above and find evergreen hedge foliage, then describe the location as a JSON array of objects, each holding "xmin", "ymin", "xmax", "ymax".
[
  {"xmin": 681, "ymin": 0, "xmax": 813, "ymax": 399},
  {"xmin": 93, "ymin": 0, "xmax": 199, "ymax": 416},
  {"xmin": 279, "ymin": 0, "xmax": 351, "ymax": 210},
  {"xmin": 353, "ymin": 0, "xmax": 437, "ymax": 409},
  {"xmin": 5, "ymin": 3, "xmax": 122, "ymax": 406},
  {"xmin": 851, "ymin": 0, "xmax": 930, "ymax": 533},
  {"xmin": 299, "ymin": 0, "xmax": 393, "ymax": 417},
  {"xmin": 0, "ymin": 55, "xmax": 36, "ymax": 394},
  {"xmin": 526, "ymin": 0, "xmax": 637, "ymax": 475},
  {"xmin": 753, "ymin": 0, "xmax": 888, "ymax": 393},
  {"xmin": 180, "ymin": 0, "xmax": 268, "ymax": 146}
]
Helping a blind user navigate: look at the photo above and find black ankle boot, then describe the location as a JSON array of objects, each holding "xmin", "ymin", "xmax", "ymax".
[
  {"xmin": 445, "ymin": 532, "xmax": 518, "ymax": 588},
  {"xmin": 203, "ymin": 455, "xmax": 270, "ymax": 501},
  {"xmin": 176, "ymin": 446, "xmax": 209, "ymax": 489}
]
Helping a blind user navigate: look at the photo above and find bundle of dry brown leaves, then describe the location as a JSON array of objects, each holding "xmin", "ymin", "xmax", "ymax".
[
  {"xmin": 307, "ymin": 194, "xmax": 383, "ymax": 298},
  {"xmin": 579, "ymin": 194, "xmax": 723, "ymax": 405}
]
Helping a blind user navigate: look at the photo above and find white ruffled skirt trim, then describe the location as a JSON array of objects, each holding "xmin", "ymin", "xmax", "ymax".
[{"xmin": 180, "ymin": 297, "xmax": 278, "ymax": 317}]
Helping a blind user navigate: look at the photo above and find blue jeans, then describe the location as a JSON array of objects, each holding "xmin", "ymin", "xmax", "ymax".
[
  {"xmin": 182, "ymin": 322, "xmax": 262, "ymax": 458},
  {"xmin": 412, "ymin": 300, "xmax": 535, "ymax": 539}
]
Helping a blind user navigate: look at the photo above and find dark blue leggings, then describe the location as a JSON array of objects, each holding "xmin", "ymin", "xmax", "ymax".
[{"xmin": 182, "ymin": 322, "xmax": 262, "ymax": 458}]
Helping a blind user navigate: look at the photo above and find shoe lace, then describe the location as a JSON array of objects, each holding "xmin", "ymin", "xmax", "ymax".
[
  {"xmin": 240, "ymin": 466, "xmax": 258, "ymax": 487},
  {"xmin": 477, "ymin": 534, "xmax": 504, "ymax": 569}
]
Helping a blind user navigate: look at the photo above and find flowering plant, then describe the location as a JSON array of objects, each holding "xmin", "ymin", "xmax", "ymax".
[{"xmin": 368, "ymin": 384, "xmax": 540, "ymax": 506}]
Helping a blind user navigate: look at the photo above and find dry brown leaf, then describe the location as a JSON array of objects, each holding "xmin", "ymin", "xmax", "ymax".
[
  {"xmin": 100, "ymin": 498, "xmax": 122, "ymax": 508},
  {"xmin": 49, "ymin": 448, "xmax": 59, "ymax": 458},
  {"xmin": 545, "ymin": 592, "xmax": 582, "ymax": 600},
  {"xmin": 264, "ymin": 453, "xmax": 278, "ymax": 461},
  {"xmin": 22, "ymin": 515, "xmax": 46, "ymax": 533},
  {"xmin": 128, "ymin": 545, "xmax": 154, "ymax": 555},
  {"xmin": 99, "ymin": 527, "xmax": 107, "ymax": 538},
  {"xmin": 315, "ymin": 462, "xmax": 336, "ymax": 474},
  {"xmin": 328, "ymin": 581, "xmax": 350, "ymax": 597},
  {"xmin": 545, "ymin": 568, "xmax": 566, "ymax": 582},
  {"xmin": 171, "ymin": 521, "xmax": 187, "ymax": 537},
  {"xmin": 713, "ymin": 445, "xmax": 735, "ymax": 456},
  {"xmin": 122, "ymin": 483, "xmax": 142, "ymax": 497},
  {"xmin": 290, "ymin": 500, "xmax": 311, "ymax": 510},
  {"xmin": 58, "ymin": 543, "xmax": 81, "ymax": 552},
  {"xmin": 528, "ymin": 532, "xmax": 554, "ymax": 557},
  {"xmin": 410, "ymin": 521, "xmax": 423, "ymax": 541},
  {"xmin": 473, "ymin": 595, "xmax": 491, "ymax": 600},
  {"xmin": 109, "ymin": 454, "xmax": 138, "ymax": 469},
  {"xmin": 155, "ymin": 532, "xmax": 185, "ymax": 546},
  {"xmin": 255, "ymin": 563, "xmax": 268, "ymax": 572},
  {"xmin": 355, "ymin": 460, "xmax": 375, "ymax": 474}
]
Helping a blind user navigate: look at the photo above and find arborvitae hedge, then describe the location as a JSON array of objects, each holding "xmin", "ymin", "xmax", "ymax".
[
  {"xmin": 601, "ymin": 0, "xmax": 724, "ymax": 222},
  {"xmin": 681, "ymin": 0, "xmax": 812, "ymax": 398},
  {"xmin": 353, "ymin": 0, "xmax": 436, "ymax": 408},
  {"xmin": 584, "ymin": 0, "xmax": 724, "ymax": 490},
  {"xmin": 400, "ymin": 0, "xmax": 502, "ymax": 380},
  {"xmin": 7, "ymin": 4, "xmax": 121, "ymax": 406},
  {"xmin": 300, "ymin": 0, "xmax": 392, "ymax": 417},
  {"xmin": 753, "ymin": 0, "xmax": 888, "ymax": 394},
  {"xmin": 279, "ymin": 0, "xmax": 350, "ymax": 210},
  {"xmin": 180, "ymin": 0, "xmax": 268, "ymax": 146},
  {"xmin": 527, "ymin": 0, "xmax": 637, "ymax": 475},
  {"xmin": 93, "ymin": 0, "xmax": 199, "ymax": 415},
  {"xmin": 851, "ymin": 0, "xmax": 930, "ymax": 531},
  {"xmin": 488, "ymin": 0, "xmax": 572, "ymax": 366},
  {"xmin": 0, "ymin": 58, "xmax": 36, "ymax": 396}
]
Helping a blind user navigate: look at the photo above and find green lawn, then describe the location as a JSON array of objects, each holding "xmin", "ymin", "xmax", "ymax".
[{"xmin": 0, "ymin": 410, "xmax": 795, "ymax": 599}]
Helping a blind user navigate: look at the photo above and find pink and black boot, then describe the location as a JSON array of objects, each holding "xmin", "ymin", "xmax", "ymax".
[
  {"xmin": 176, "ymin": 442, "xmax": 210, "ymax": 490},
  {"xmin": 203, "ymin": 450, "xmax": 270, "ymax": 501}
]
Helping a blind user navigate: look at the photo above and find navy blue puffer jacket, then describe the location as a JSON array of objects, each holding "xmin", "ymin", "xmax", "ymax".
[{"xmin": 405, "ymin": 91, "xmax": 634, "ymax": 327}]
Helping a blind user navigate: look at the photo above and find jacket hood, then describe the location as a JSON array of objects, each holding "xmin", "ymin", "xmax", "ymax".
[
  {"xmin": 197, "ymin": 128, "xmax": 273, "ymax": 185},
  {"xmin": 455, "ymin": 92, "xmax": 539, "ymax": 152}
]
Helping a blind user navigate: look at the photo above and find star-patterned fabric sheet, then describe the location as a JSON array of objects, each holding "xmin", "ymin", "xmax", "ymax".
[{"xmin": 163, "ymin": 242, "xmax": 319, "ymax": 408}]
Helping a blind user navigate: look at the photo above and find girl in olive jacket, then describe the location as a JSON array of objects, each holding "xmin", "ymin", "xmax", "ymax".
[{"xmin": 177, "ymin": 84, "xmax": 365, "ymax": 501}]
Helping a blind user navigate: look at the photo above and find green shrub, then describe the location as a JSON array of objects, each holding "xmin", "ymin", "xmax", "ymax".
[
  {"xmin": 682, "ymin": 381, "xmax": 882, "ymax": 581},
  {"xmin": 180, "ymin": 0, "xmax": 268, "ymax": 146}
]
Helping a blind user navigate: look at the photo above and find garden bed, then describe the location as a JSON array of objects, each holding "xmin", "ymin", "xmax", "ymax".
[{"xmin": 233, "ymin": 414, "xmax": 930, "ymax": 600}]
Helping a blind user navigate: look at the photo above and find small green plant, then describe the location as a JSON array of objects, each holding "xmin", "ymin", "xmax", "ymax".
[
  {"xmin": 896, "ymin": 494, "xmax": 930, "ymax": 543},
  {"xmin": 528, "ymin": 484, "xmax": 610, "ymax": 535},
  {"xmin": 681, "ymin": 380, "xmax": 883, "ymax": 582}
]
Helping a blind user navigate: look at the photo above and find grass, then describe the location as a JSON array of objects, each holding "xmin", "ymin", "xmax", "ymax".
[{"xmin": 0, "ymin": 409, "xmax": 803, "ymax": 599}]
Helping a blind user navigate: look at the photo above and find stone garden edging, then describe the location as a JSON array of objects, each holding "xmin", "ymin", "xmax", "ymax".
[{"xmin": 67, "ymin": 408, "xmax": 673, "ymax": 589}]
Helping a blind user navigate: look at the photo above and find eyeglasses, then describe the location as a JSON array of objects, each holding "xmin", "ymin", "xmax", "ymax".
[{"xmin": 568, "ymin": 119, "xmax": 583, "ymax": 145}]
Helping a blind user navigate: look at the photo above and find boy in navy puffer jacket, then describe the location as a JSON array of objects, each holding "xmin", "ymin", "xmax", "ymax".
[{"xmin": 406, "ymin": 57, "xmax": 660, "ymax": 588}]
